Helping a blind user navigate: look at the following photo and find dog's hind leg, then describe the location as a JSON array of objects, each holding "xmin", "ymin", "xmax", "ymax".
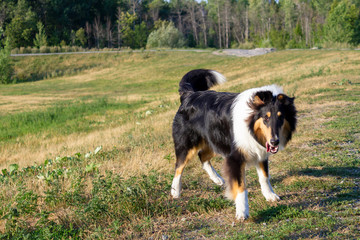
[
  {"xmin": 199, "ymin": 146, "xmax": 225, "ymax": 186},
  {"xmin": 256, "ymin": 159, "xmax": 280, "ymax": 202},
  {"xmin": 171, "ymin": 146, "xmax": 197, "ymax": 198}
]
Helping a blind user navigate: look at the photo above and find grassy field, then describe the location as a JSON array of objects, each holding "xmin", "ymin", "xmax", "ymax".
[{"xmin": 0, "ymin": 50, "xmax": 359, "ymax": 239}]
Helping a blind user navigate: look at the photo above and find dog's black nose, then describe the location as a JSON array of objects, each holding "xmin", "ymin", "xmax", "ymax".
[{"xmin": 270, "ymin": 139, "xmax": 279, "ymax": 146}]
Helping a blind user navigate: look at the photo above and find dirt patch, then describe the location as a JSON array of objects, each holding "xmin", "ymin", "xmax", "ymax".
[{"xmin": 213, "ymin": 48, "xmax": 275, "ymax": 57}]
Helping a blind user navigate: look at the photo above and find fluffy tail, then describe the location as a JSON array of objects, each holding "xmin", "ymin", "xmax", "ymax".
[{"xmin": 178, "ymin": 69, "xmax": 226, "ymax": 98}]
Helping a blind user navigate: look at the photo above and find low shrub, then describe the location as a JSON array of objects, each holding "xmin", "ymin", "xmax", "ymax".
[
  {"xmin": 40, "ymin": 46, "xmax": 50, "ymax": 53},
  {"xmin": 321, "ymin": 41, "xmax": 356, "ymax": 49},
  {"xmin": 49, "ymin": 46, "xmax": 60, "ymax": 53},
  {"xmin": 11, "ymin": 48, "xmax": 19, "ymax": 54},
  {"xmin": 0, "ymin": 39, "xmax": 14, "ymax": 84},
  {"xmin": 147, "ymin": 21, "xmax": 185, "ymax": 49},
  {"xmin": 31, "ymin": 47, "xmax": 39, "ymax": 54},
  {"xmin": 231, "ymin": 41, "xmax": 255, "ymax": 49},
  {"xmin": 25, "ymin": 47, "xmax": 32, "ymax": 53}
]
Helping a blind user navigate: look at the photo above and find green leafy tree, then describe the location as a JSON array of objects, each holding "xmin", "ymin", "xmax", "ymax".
[
  {"xmin": 0, "ymin": 1, "xmax": 15, "ymax": 36},
  {"xmin": 149, "ymin": 0, "xmax": 166, "ymax": 22},
  {"xmin": 146, "ymin": 21, "xmax": 185, "ymax": 48},
  {"xmin": 133, "ymin": 22, "xmax": 148, "ymax": 48},
  {"xmin": 117, "ymin": 12, "xmax": 138, "ymax": 48},
  {"xmin": 75, "ymin": 28, "xmax": 87, "ymax": 47},
  {"xmin": 70, "ymin": 30, "xmax": 76, "ymax": 46},
  {"xmin": 281, "ymin": 0, "xmax": 296, "ymax": 38},
  {"xmin": 270, "ymin": 28, "xmax": 289, "ymax": 49},
  {"xmin": 324, "ymin": 0, "xmax": 359, "ymax": 44},
  {"xmin": 0, "ymin": 38, "xmax": 14, "ymax": 84},
  {"xmin": 33, "ymin": 21, "xmax": 47, "ymax": 48},
  {"xmin": 4, "ymin": 0, "xmax": 37, "ymax": 48}
]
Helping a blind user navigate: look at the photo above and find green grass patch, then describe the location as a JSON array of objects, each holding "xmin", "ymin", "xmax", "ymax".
[{"xmin": 0, "ymin": 98, "xmax": 146, "ymax": 142}]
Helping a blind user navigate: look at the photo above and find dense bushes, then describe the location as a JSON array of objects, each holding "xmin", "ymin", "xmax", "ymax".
[
  {"xmin": 0, "ymin": 39, "xmax": 14, "ymax": 84},
  {"xmin": 324, "ymin": 0, "xmax": 360, "ymax": 45},
  {"xmin": 146, "ymin": 22, "xmax": 186, "ymax": 49}
]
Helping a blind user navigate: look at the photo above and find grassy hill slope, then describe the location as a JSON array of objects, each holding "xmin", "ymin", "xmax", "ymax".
[{"xmin": 0, "ymin": 50, "xmax": 359, "ymax": 239}]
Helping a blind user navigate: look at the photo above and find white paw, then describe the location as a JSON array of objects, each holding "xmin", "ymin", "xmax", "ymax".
[
  {"xmin": 211, "ymin": 175, "xmax": 225, "ymax": 186},
  {"xmin": 203, "ymin": 162, "xmax": 225, "ymax": 186},
  {"xmin": 171, "ymin": 175, "xmax": 181, "ymax": 198},
  {"xmin": 171, "ymin": 188, "xmax": 180, "ymax": 198},
  {"xmin": 235, "ymin": 211, "xmax": 249, "ymax": 221},
  {"xmin": 264, "ymin": 192, "xmax": 280, "ymax": 202},
  {"xmin": 235, "ymin": 191, "xmax": 249, "ymax": 221}
]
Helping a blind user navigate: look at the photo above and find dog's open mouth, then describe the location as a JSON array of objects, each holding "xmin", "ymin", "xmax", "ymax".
[{"xmin": 266, "ymin": 142, "xmax": 279, "ymax": 154}]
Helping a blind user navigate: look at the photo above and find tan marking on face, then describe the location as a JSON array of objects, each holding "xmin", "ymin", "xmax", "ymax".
[
  {"xmin": 277, "ymin": 94, "xmax": 284, "ymax": 100},
  {"xmin": 258, "ymin": 161, "xmax": 269, "ymax": 178},
  {"xmin": 254, "ymin": 118, "xmax": 272, "ymax": 146},
  {"xmin": 277, "ymin": 111, "xmax": 282, "ymax": 117},
  {"xmin": 266, "ymin": 112, "xmax": 271, "ymax": 118}
]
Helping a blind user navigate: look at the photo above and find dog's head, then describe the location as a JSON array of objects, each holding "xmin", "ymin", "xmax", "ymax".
[{"xmin": 248, "ymin": 91, "xmax": 297, "ymax": 154}]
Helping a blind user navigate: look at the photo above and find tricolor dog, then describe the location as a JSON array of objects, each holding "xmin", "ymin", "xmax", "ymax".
[{"xmin": 171, "ymin": 69, "xmax": 297, "ymax": 220}]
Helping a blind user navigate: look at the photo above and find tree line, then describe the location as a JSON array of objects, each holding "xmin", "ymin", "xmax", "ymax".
[{"xmin": 0, "ymin": 0, "xmax": 360, "ymax": 50}]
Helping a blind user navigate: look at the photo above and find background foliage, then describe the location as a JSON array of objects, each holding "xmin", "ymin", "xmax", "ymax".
[
  {"xmin": 0, "ymin": 38, "xmax": 13, "ymax": 84},
  {"xmin": 0, "ymin": 0, "xmax": 360, "ymax": 50}
]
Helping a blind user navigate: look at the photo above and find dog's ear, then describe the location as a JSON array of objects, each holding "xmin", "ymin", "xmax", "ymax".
[
  {"xmin": 252, "ymin": 91, "xmax": 273, "ymax": 107},
  {"xmin": 277, "ymin": 94, "xmax": 295, "ymax": 106}
]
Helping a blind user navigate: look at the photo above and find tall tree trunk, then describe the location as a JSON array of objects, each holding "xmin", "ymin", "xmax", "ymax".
[
  {"xmin": 217, "ymin": 1, "xmax": 222, "ymax": 48},
  {"xmin": 177, "ymin": 10, "xmax": 183, "ymax": 33},
  {"xmin": 304, "ymin": 3, "xmax": 312, "ymax": 47},
  {"xmin": 106, "ymin": 16, "xmax": 112, "ymax": 48},
  {"xmin": 188, "ymin": 1, "xmax": 199, "ymax": 46},
  {"xmin": 129, "ymin": 0, "xmax": 138, "ymax": 15},
  {"xmin": 200, "ymin": 6, "xmax": 207, "ymax": 47},
  {"xmin": 245, "ymin": 6, "xmax": 249, "ymax": 42},
  {"xmin": 116, "ymin": 7, "xmax": 122, "ymax": 48},
  {"xmin": 93, "ymin": 16, "xmax": 102, "ymax": 49},
  {"xmin": 224, "ymin": 0, "xmax": 230, "ymax": 48},
  {"xmin": 305, "ymin": 15, "xmax": 310, "ymax": 46},
  {"xmin": 85, "ymin": 21, "xmax": 92, "ymax": 48}
]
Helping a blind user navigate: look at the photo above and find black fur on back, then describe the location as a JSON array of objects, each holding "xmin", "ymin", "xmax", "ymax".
[{"xmin": 173, "ymin": 69, "xmax": 236, "ymax": 157}]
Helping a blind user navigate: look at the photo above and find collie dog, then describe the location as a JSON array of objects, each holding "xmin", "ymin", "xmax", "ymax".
[{"xmin": 170, "ymin": 69, "xmax": 297, "ymax": 220}]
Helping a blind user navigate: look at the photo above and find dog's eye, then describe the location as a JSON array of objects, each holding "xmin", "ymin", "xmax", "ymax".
[{"xmin": 264, "ymin": 116, "xmax": 269, "ymax": 122}]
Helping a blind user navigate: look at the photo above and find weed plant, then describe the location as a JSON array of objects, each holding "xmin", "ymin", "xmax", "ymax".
[{"xmin": 0, "ymin": 149, "xmax": 232, "ymax": 239}]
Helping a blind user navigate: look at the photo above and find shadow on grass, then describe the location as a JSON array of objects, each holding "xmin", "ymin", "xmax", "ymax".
[
  {"xmin": 14, "ymin": 65, "xmax": 99, "ymax": 83},
  {"xmin": 299, "ymin": 166, "xmax": 360, "ymax": 178},
  {"xmin": 253, "ymin": 167, "xmax": 360, "ymax": 223}
]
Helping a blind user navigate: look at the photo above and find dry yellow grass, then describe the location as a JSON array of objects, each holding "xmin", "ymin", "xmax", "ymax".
[
  {"xmin": 0, "ymin": 95, "xmax": 68, "ymax": 113},
  {"xmin": 1, "ymin": 50, "xmax": 359, "ymax": 176}
]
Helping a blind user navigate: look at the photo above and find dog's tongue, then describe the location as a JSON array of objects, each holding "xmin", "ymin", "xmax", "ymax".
[
  {"xmin": 266, "ymin": 142, "xmax": 279, "ymax": 154},
  {"xmin": 266, "ymin": 143, "xmax": 270, "ymax": 152}
]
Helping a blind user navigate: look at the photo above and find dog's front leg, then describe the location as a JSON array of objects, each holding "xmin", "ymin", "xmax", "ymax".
[
  {"xmin": 256, "ymin": 159, "xmax": 280, "ymax": 202},
  {"xmin": 225, "ymin": 151, "xmax": 249, "ymax": 221}
]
